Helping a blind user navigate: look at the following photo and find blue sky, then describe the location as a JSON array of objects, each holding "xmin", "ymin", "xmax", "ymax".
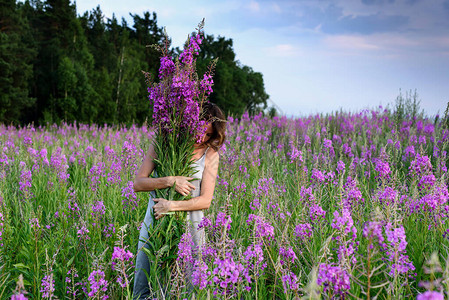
[{"xmin": 75, "ymin": 0, "xmax": 449, "ymax": 117}]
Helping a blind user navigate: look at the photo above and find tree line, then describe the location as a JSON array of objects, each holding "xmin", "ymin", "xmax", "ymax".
[{"xmin": 0, "ymin": 0, "xmax": 269, "ymax": 125}]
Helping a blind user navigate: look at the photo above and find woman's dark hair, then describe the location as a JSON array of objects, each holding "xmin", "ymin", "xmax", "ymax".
[{"xmin": 201, "ymin": 102, "xmax": 226, "ymax": 151}]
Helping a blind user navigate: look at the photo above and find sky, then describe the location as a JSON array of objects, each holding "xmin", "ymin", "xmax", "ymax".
[{"xmin": 75, "ymin": 0, "xmax": 449, "ymax": 117}]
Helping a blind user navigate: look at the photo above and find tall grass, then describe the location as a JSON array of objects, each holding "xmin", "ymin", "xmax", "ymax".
[{"xmin": 1, "ymin": 106, "xmax": 448, "ymax": 299}]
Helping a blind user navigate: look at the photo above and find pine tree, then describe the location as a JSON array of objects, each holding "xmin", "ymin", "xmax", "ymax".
[{"xmin": 0, "ymin": 0, "xmax": 36, "ymax": 124}]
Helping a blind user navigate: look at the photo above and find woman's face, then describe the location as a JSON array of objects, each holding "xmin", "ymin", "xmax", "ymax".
[{"xmin": 197, "ymin": 123, "xmax": 213, "ymax": 145}]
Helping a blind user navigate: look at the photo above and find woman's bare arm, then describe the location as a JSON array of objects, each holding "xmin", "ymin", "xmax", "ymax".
[
  {"xmin": 133, "ymin": 142, "xmax": 196, "ymax": 195},
  {"xmin": 154, "ymin": 148, "xmax": 219, "ymax": 215},
  {"xmin": 133, "ymin": 143, "xmax": 173, "ymax": 192}
]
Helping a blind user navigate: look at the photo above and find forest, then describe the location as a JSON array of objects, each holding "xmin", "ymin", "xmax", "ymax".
[{"xmin": 0, "ymin": 0, "xmax": 269, "ymax": 125}]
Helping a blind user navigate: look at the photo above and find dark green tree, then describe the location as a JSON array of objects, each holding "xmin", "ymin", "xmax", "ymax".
[
  {"xmin": 0, "ymin": 0, "xmax": 36, "ymax": 124},
  {"xmin": 80, "ymin": 6, "xmax": 117, "ymax": 124},
  {"xmin": 196, "ymin": 34, "xmax": 268, "ymax": 116},
  {"xmin": 0, "ymin": 2, "xmax": 268, "ymax": 125}
]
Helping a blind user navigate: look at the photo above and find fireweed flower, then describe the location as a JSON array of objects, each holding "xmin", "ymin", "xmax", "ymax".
[
  {"xmin": 49, "ymin": 147, "xmax": 69, "ymax": 183},
  {"xmin": 210, "ymin": 256, "xmax": 251, "ymax": 294},
  {"xmin": 343, "ymin": 177, "xmax": 364, "ymax": 210},
  {"xmin": 198, "ymin": 217, "xmax": 212, "ymax": 229},
  {"xmin": 365, "ymin": 222, "xmax": 415, "ymax": 277},
  {"xmin": 121, "ymin": 181, "xmax": 138, "ymax": 211},
  {"xmin": 120, "ymin": 140, "xmax": 141, "ymax": 174},
  {"xmin": 281, "ymin": 270, "xmax": 299, "ymax": 292},
  {"xmin": 322, "ymin": 138, "xmax": 335, "ymax": 158},
  {"xmin": 76, "ymin": 225, "xmax": 90, "ymax": 241},
  {"xmin": 89, "ymin": 162, "xmax": 106, "ymax": 192},
  {"xmin": 29, "ymin": 218, "xmax": 40, "ymax": 230},
  {"xmin": 91, "ymin": 200, "xmax": 106, "ymax": 219},
  {"xmin": 215, "ymin": 212, "xmax": 232, "ymax": 231},
  {"xmin": 0, "ymin": 211, "xmax": 4, "ymax": 247},
  {"xmin": 243, "ymin": 242, "xmax": 266, "ymax": 272},
  {"xmin": 147, "ymin": 27, "xmax": 214, "ymax": 141},
  {"xmin": 279, "ymin": 247, "xmax": 297, "ymax": 265},
  {"xmin": 67, "ymin": 188, "xmax": 81, "ymax": 218},
  {"xmin": 177, "ymin": 232, "xmax": 194, "ymax": 267},
  {"xmin": 408, "ymin": 183, "xmax": 449, "ymax": 219},
  {"xmin": 336, "ymin": 160, "xmax": 346, "ymax": 174},
  {"xmin": 404, "ymin": 145, "xmax": 416, "ymax": 160},
  {"xmin": 416, "ymin": 291, "xmax": 444, "ymax": 300},
  {"xmin": 295, "ymin": 223, "xmax": 313, "ymax": 240},
  {"xmin": 102, "ymin": 223, "xmax": 115, "ymax": 238},
  {"xmin": 309, "ymin": 204, "xmax": 326, "ymax": 222},
  {"xmin": 287, "ymin": 141, "xmax": 303, "ymax": 164},
  {"xmin": 331, "ymin": 209, "xmax": 358, "ymax": 265},
  {"xmin": 191, "ymin": 260, "xmax": 210, "ymax": 289},
  {"xmin": 374, "ymin": 158, "xmax": 391, "ymax": 179},
  {"xmin": 375, "ymin": 187, "xmax": 399, "ymax": 206},
  {"xmin": 107, "ymin": 160, "xmax": 122, "ymax": 184},
  {"xmin": 363, "ymin": 221, "xmax": 385, "ymax": 249},
  {"xmin": 111, "ymin": 246, "xmax": 134, "ymax": 288},
  {"xmin": 40, "ymin": 274, "xmax": 55, "ymax": 298},
  {"xmin": 317, "ymin": 263, "xmax": 350, "ymax": 296},
  {"xmin": 311, "ymin": 168, "xmax": 325, "ymax": 184},
  {"xmin": 40, "ymin": 148, "xmax": 49, "ymax": 166},
  {"xmin": 19, "ymin": 162, "xmax": 32, "ymax": 200},
  {"xmin": 87, "ymin": 270, "xmax": 108, "ymax": 298},
  {"xmin": 409, "ymin": 154, "xmax": 433, "ymax": 177},
  {"xmin": 246, "ymin": 214, "xmax": 274, "ymax": 240},
  {"xmin": 418, "ymin": 174, "xmax": 436, "ymax": 191},
  {"xmin": 65, "ymin": 268, "xmax": 81, "ymax": 298}
]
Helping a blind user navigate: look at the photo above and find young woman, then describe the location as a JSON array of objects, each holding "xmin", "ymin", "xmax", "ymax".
[{"xmin": 132, "ymin": 103, "xmax": 226, "ymax": 299}]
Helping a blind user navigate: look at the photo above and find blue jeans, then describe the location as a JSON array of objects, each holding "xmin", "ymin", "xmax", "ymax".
[{"xmin": 133, "ymin": 197, "xmax": 155, "ymax": 300}]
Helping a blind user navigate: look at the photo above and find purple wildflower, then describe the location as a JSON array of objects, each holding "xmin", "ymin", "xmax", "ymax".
[
  {"xmin": 40, "ymin": 274, "xmax": 55, "ymax": 298},
  {"xmin": 111, "ymin": 246, "xmax": 134, "ymax": 288},
  {"xmin": 87, "ymin": 270, "xmax": 108, "ymax": 299},
  {"xmin": 311, "ymin": 168, "xmax": 325, "ymax": 183},
  {"xmin": 192, "ymin": 260, "xmax": 210, "ymax": 289},
  {"xmin": 177, "ymin": 232, "xmax": 194, "ymax": 266},
  {"xmin": 295, "ymin": 223, "xmax": 313, "ymax": 240},
  {"xmin": 309, "ymin": 204, "xmax": 326, "ymax": 222},
  {"xmin": 198, "ymin": 217, "xmax": 212, "ymax": 229},
  {"xmin": 243, "ymin": 242, "xmax": 265, "ymax": 272},
  {"xmin": 0, "ymin": 211, "xmax": 4, "ymax": 247},
  {"xmin": 246, "ymin": 214, "xmax": 274, "ymax": 239},
  {"xmin": 409, "ymin": 154, "xmax": 432, "ymax": 177},
  {"xmin": 19, "ymin": 162, "xmax": 32, "ymax": 199},
  {"xmin": 317, "ymin": 263, "xmax": 350, "ymax": 296},
  {"xmin": 416, "ymin": 291, "xmax": 444, "ymax": 300},
  {"xmin": 77, "ymin": 225, "xmax": 90, "ymax": 241},
  {"xmin": 281, "ymin": 270, "xmax": 299, "ymax": 292},
  {"xmin": 215, "ymin": 212, "xmax": 232, "ymax": 231},
  {"xmin": 279, "ymin": 247, "xmax": 297, "ymax": 265}
]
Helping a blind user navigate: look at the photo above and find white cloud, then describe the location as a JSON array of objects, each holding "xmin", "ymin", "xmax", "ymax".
[
  {"xmin": 324, "ymin": 35, "xmax": 380, "ymax": 51},
  {"xmin": 265, "ymin": 44, "xmax": 301, "ymax": 57},
  {"xmin": 248, "ymin": 0, "xmax": 260, "ymax": 12},
  {"xmin": 272, "ymin": 2, "xmax": 281, "ymax": 14}
]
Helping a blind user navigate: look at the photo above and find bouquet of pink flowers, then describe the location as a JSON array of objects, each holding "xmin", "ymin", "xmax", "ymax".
[{"xmin": 142, "ymin": 19, "xmax": 216, "ymax": 287}]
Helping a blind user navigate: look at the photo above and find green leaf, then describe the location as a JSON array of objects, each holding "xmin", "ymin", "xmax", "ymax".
[
  {"xmin": 13, "ymin": 263, "xmax": 30, "ymax": 270},
  {"xmin": 66, "ymin": 256, "xmax": 75, "ymax": 268}
]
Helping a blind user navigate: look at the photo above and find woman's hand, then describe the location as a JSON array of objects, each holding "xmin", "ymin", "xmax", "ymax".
[
  {"xmin": 172, "ymin": 176, "xmax": 196, "ymax": 196},
  {"xmin": 153, "ymin": 198, "xmax": 172, "ymax": 220}
]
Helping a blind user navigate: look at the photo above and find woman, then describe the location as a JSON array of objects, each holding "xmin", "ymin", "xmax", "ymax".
[{"xmin": 132, "ymin": 103, "xmax": 226, "ymax": 299}]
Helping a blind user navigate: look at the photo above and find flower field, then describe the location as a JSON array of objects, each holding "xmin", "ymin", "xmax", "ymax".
[{"xmin": 1, "ymin": 108, "xmax": 448, "ymax": 299}]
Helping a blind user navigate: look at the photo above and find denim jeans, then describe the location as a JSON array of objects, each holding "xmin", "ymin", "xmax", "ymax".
[{"xmin": 133, "ymin": 197, "xmax": 155, "ymax": 300}]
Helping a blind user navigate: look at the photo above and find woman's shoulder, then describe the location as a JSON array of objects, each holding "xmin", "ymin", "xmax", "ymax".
[
  {"xmin": 204, "ymin": 147, "xmax": 219, "ymax": 166},
  {"xmin": 205, "ymin": 146, "xmax": 218, "ymax": 156},
  {"xmin": 146, "ymin": 141, "xmax": 157, "ymax": 158}
]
